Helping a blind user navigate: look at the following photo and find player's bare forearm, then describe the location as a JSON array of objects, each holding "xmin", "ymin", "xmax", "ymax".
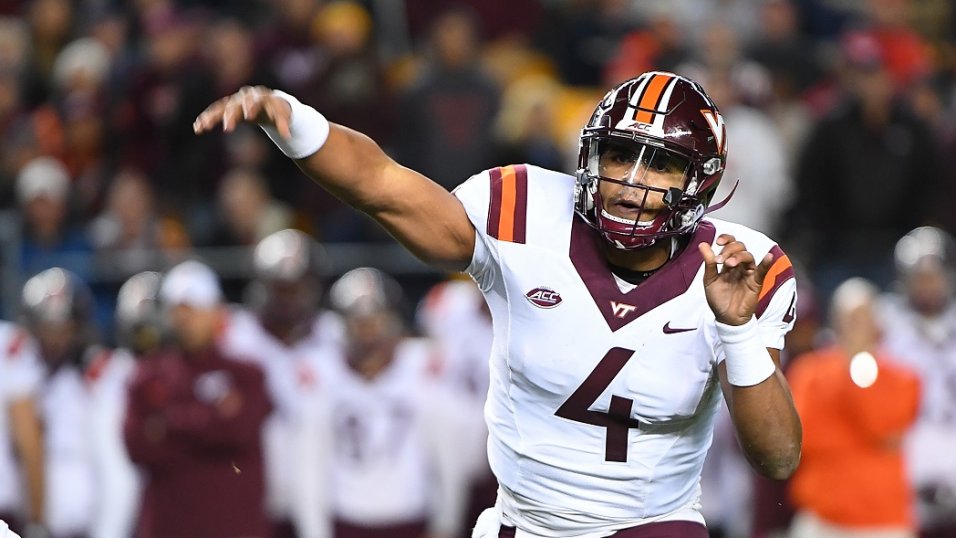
[
  {"xmin": 719, "ymin": 351, "xmax": 802, "ymax": 480},
  {"xmin": 9, "ymin": 398, "xmax": 45, "ymax": 522},
  {"xmin": 296, "ymin": 124, "xmax": 475, "ymax": 270},
  {"xmin": 194, "ymin": 87, "xmax": 476, "ymax": 271}
]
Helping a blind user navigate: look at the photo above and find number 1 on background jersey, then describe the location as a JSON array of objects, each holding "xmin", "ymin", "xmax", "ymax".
[{"xmin": 554, "ymin": 347, "xmax": 641, "ymax": 462}]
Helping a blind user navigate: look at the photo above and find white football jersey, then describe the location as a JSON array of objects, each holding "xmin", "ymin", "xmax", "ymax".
[
  {"xmin": 878, "ymin": 294, "xmax": 956, "ymax": 522},
  {"xmin": 0, "ymin": 323, "xmax": 43, "ymax": 513},
  {"xmin": 302, "ymin": 338, "xmax": 471, "ymax": 535},
  {"xmin": 453, "ymin": 164, "xmax": 797, "ymax": 536},
  {"xmin": 41, "ymin": 365, "xmax": 95, "ymax": 537},
  {"xmin": 84, "ymin": 348, "xmax": 141, "ymax": 538},
  {"xmin": 217, "ymin": 307, "xmax": 342, "ymax": 523}
]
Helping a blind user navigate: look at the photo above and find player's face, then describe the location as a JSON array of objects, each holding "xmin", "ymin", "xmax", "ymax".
[
  {"xmin": 905, "ymin": 259, "xmax": 953, "ymax": 315},
  {"xmin": 596, "ymin": 141, "xmax": 687, "ymax": 223},
  {"xmin": 167, "ymin": 304, "xmax": 220, "ymax": 352},
  {"xmin": 33, "ymin": 320, "xmax": 77, "ymax": 365}
]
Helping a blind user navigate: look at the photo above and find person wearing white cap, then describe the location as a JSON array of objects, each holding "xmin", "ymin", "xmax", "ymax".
[
  {"xmin": 16, "ymin": 156, "xmax": 91, "ymax": 276},
  {"xmin": 124, "ymin": 260, "xmax": 273, "ymax": 538}
]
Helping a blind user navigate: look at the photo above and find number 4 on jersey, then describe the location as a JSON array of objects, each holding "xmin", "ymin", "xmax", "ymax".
[{"xmin": 554, "ymin": 347, "xmax": 640, "ymax": 462}]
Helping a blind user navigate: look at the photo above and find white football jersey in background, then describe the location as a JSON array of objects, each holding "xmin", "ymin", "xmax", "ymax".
[{"xmin": 0, "ymin": 323, "xmax": 43, "ymax": 516}]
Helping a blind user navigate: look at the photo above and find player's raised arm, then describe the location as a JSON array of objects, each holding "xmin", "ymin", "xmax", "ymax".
[{"xmin": 193, "ymin": 86, "xmax": 476, "ymax": 271}]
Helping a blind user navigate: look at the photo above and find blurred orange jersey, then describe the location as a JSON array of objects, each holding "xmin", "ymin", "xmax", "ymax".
[{"xmin": 788, "ymin": 346, "xmax": 921, "ymax": 529}]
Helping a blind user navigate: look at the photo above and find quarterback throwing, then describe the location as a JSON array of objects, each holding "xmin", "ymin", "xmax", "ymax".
[{"xmin": 194, "ymin": 71, "xmax": 802, "ymax": 538}]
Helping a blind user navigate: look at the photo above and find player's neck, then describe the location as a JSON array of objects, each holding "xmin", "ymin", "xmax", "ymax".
[{"xmin": 601, "ymin": 240, "xmax": 672, "ymax": 273}]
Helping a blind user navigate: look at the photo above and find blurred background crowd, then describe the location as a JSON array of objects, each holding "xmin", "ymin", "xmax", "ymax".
[{"xmin": 1, "ymin": 0, "xmax": 956, "ymax": 537}]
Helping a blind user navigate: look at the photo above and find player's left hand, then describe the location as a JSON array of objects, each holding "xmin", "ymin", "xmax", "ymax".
[{"xmin": 698, "ymin": 234, "xmax": 774, "ymax": 326}]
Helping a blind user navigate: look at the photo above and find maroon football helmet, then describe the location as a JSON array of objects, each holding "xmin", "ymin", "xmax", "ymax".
[{"xmin": 575, "ymin": 71, "xmax": 728, "ymax": 249}]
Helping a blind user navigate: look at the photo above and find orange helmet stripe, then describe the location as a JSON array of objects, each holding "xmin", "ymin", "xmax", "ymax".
[{"xmin": 635, "ymin": 73, "xmax": 673, "ymax": 124}]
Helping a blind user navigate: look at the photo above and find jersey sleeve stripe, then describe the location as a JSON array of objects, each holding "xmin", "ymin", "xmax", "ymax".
[
  {"xmin": 487, "ymin": 166, "xmax": 504, "ymax": 238},
  {"xmin": 756, "ymin": 245, "xmax": 795, "ymax": 318},
  {"xmin": 635, "ymin": 73, "xmax": 673, "ymax": 124},
  {"xmin": 498, "ymin": 166, "xmax": 518, "ymax": 241},
  {"xmin": 486, "ymin": 165, "xmax": 528, "ymax": 244},
  {"xmin": 512, "ymin": 164, "xmax": 528, "ymax": 243}
]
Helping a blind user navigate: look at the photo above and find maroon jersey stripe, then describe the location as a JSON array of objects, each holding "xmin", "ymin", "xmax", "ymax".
[
  {"xmin": 512, "ymin": 164, "xmax": 528, "ymax": 244},
  {"xmin": 487, "ymin": 167, "xmax": 503, "ymax": 239}
]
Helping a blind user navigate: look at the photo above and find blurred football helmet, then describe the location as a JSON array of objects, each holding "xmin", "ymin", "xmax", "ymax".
[
  {"xmin": 253, "ymin": 228, "xmax": 328, "ymax": 283},
  {"xmin": 329, "ymin": 267, "xmax": 403, "ymax": 317},
  {"xmin": 894, "ymin": 226, "xmax": 956, "ymax": 278},
  {"xmin": 249, "ymin": 229, "xmax": 327, "ymax": 339},
  {"xmin": 894, "ymin": 226, "xmax": 956, "ymax": 314},
  {"xmin": 576, "ymin": 71, "xmax": 728, "ymax": 249},
  {"xmin": 116, "ymin": 271, "xmax": 164, "ymax": 355},
  {"xmin": 21, "ymin": 267, "xmax": 96, "ymax": 364}
]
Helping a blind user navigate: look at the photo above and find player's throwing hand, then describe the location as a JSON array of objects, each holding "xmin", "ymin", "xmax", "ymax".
[
  {"xmin": 699, "ymin": 234, "xmax": 775, "ymax": 326},
  {"xmin": 193, "ymin": 86, "xmax": 292, "ymax": 138}
]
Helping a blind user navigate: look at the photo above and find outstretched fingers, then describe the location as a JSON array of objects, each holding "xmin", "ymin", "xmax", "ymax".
[
  {"xmin": 699, "ymin": 242, "xmax": 719, "ymax": 284},
  {"xmin": 753, "ymin": 252, "xmax": 775, "ymax": 287}
]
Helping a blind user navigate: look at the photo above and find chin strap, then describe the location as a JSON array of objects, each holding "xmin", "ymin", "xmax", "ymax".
[{"xmin": 704, "ymin": 179, "xmax": 738, "ymax": 215}]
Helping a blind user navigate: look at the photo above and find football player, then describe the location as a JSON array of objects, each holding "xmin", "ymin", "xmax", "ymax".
[
  {"xmin": 228, "ymin": 228, "xmax": 342, "ymax": 537},
  {"xmin": 20, "ymin": 268, "xmax": 99, "ymax": 538},
  {"xmin": 194, "ymin": 71, "xmax": 802, "ymax": 537},
  {"xmin": 879, "ymin": 226, "xmax": 956, "ymax": 536},
  {"xmin": 84, "ymin": 271, "xmax": 164, "ymax": 538},
  {"xmin": 296, "ymin": 267, "xmax": 470, "ymax": 538}
]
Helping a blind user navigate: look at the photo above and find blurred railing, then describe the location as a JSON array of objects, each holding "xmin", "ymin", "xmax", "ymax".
[{"xmin": 0, "ymin": 209, "xmax": 441, "ymax": 320}]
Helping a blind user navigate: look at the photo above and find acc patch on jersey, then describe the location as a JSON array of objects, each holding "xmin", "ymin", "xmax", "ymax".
[{"xmin": 525, "ymin": 287, "xmax": 563, "ymax": 309}]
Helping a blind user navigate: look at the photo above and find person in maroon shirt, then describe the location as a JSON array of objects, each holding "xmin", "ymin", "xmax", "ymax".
[{"xmin": 124, "ymin": 260, "xmax": 272, "ymax": 538}]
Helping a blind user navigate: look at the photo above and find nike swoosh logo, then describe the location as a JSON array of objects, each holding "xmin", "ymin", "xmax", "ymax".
[{"xmin": 663, "ymin": 322, "xmax": 696, "ymax": 334}]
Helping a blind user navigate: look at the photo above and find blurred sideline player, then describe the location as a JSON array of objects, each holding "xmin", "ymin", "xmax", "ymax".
[
  {"xmin": 194, "ymin": 72, "xmax": 802, "ymax": 537},
  {"xmin": 879, "ymin": 227, "xmax": 956, "ymax": 537},
  {"xmin": 416, "ymin": 278, "xmax": 496, "ymax": 532},
  {"xmin": 124, "ymin": 260, "xmax": 272, "ymax": 538},
  {"xmin": 297, "ymin": 268, "xmax": 471, "ymax": 538},
  {"xmin": 224, "ymin": 228, "xmax": 342, "ymax": 538},
  {"xmin": 0, "ymin": 311, "xmax": 45, "ymax": 537},
  {"xmin": 788, "ymin": 278, "xmax": 920, "ymax": 538},
  {"xmin": 83, "ymin": 271, "xmax": 165, "ymax": 538},
  {"xmin": 21, "ymin": 268, "xmax": 99, "ymax": 538}
]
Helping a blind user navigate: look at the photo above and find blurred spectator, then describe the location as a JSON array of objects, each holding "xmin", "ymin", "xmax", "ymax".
[
  {"xmin": 207, "ymin": 167, "xmax": 293, "ymax": 247},
  {"xmin": 88, "ymin": 169, "xmax": 161, "ymax": 274},
  {"xmin": 534, "ymin": 0, "xmax": 638, "ymax": 87},
  {"xmin": 0, "ymin": 321, "xmax": 45, "ymax": 537},
  {"xmin": 395, "ymin": 7, "xmax": 500, "ymax": 190},
  {"xmin": 403, "ymin": 0, "xmax": 542, "ymax": 43},
  {"xmin": 218, "ymin": 229, "xmax": 342, "ymax": 538},
  {"xmin": 117, "ymin": 7, "xmax": 218, "ymax": 208},
  {"xmin": 695, "ymin": 66, "xmax": 792, "ymax": 237},
  {"xmin": 297, "ymin": 268, "xmax": 470, "ymax": 538},
  {"xmin": 16, "ymin": 157, "xmax": 93, "ymax": 278},
  {"xmin": 787, "ymin": 30, "xmax": 941, "ymax": 296},
  {"xmin": 863, "ymin": 0, "xmax": 934, "ymax": 90},
  {"xmin": 125, "ymin": 260, "xmax": 272, "ymax": 538},
  {"xmin": 206, "ymin": 18, "xmax": 272, "ymax": 97},
  {"xmin": 307, "ymin": 1, "xmax": 390, "ymax": 144},
  {"xmin": 747, "ymin": 0, "xmax": 825, "ymax": 100},
  {"xmin": 21, "ymin": 268, "xmax": 99, "ymax": 538},
  {"xmin": 603, "ymin": 8, "xmax": 690, "ymax": 86},
  {"xmin": 879, "ymin": 227, "xmax": 956, "ymax": 537},
  {"xmin": 20, "ymin": 0, "xmax": 74, "ymax": 108},
  {"xmin": 50, "ymin": 37, "xmax": 113, "ymax": 216},
  {"xmin": 493, "ymin": 75, "xmax": 564, "ymax": 171},
  {"xmin": 788, "ymin": 277, "xmax": 921, "ymax": 538}
]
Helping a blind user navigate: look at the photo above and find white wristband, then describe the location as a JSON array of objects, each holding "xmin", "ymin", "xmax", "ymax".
[
  {"xmin": 261, "ymin": 90, "xmax": 330, "ymax": 159},
  {"xmin": 716, "ymin": 317, "xmax": 776, "ymax": 387}
]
